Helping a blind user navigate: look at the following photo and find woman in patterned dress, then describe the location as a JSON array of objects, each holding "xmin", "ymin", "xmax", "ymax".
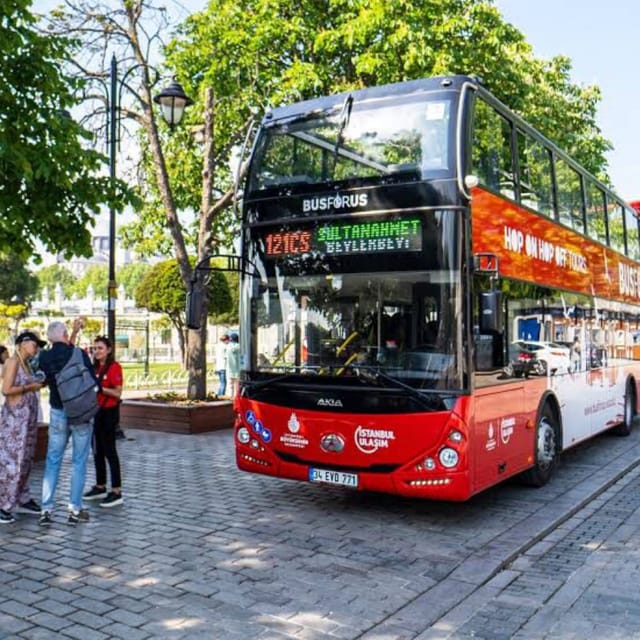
[
  {"xmin": 0, "ymin": 332, "xmax": 47, "ymax": 523},
  {"xmin": 0, "ymin": 345, "xmax": 9, "ymax": 403}
]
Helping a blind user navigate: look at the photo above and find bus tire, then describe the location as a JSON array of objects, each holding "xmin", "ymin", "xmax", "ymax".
[
  {"xmin": 521, "ymin": 404, "xmax": 558, "ymax": 487},
  {"xmin": 612, "ymin": 378, "xmax": 637, "ymax": 437}
]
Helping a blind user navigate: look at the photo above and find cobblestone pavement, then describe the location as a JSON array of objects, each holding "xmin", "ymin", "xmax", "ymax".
[
  {"xmin": 2, "ymin": 422, "xmax": 640, "ymax": 639},
  {"xmin": 418, "ymin": 458, "xmax": 640, "ymax": 640}
]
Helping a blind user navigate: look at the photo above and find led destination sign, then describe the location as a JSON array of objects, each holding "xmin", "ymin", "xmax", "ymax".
[{"xmin": 264, "ymin": 219, "xmax": 422, "ymax": 258}]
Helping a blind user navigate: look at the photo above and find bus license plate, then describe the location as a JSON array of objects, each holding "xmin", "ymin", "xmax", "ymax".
[{"xmin": 309, "ymin": 468, "xmax": 358, "ymax": 488}]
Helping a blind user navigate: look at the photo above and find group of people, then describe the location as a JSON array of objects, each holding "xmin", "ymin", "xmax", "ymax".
[
  {"xmin": 0, "ymin": 319, "xmax": 124, "ymax": 526},
  {"xmin": 214, "ymin": 332, "xmax": 240, "ymax": 398}
]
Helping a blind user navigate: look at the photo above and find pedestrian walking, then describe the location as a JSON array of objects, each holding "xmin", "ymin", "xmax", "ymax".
[
  {"xmin": 0, "ymin": 332, "xmax": 47, "ymax": 523},
  {"xmin": 84, "ymin": 335, "xmax": 124, "ymax": 508},
  {"xmin": 227, "ymin": 332, "xmax": 241, "ymax": 398},
  {"xmin": 215, "ymin": 333, "xmax": 230, "ymax": 397},
  {"xmin": 38, "ymin": 319, "xmax": 98, "ymax": 526}
]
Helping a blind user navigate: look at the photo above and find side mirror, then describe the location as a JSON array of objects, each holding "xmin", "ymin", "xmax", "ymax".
[
  {"xmin": 185, "ymin": 289, "xmax": 203, "ymax": 330},
  {"xmin": 479, "ymin": 291, "xmax": 502, "ymax": 334}
]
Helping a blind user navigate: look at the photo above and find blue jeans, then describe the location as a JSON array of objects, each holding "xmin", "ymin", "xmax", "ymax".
[
  {"xmin": 216, "ymin": 369, "xmax": 227, "ymax": 396},
  {"xmin": 41, "ymin": 408, "xmax": 93, "ymax": 513}
]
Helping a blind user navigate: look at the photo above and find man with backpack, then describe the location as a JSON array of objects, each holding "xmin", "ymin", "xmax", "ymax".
[{"xmin": 38, "ymin": 319, "xmax": 99, "ymax": 526}]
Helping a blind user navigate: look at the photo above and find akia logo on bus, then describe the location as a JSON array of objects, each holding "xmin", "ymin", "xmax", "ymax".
[{"xmin": 317, "ymin": 398, "xmax": 344, "ymax": 407}]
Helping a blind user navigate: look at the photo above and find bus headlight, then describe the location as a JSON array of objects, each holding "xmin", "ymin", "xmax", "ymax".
[
  {"xmin": 424, "ymin": 457, "xmax": 436, "ymax": 470},
  {"xmin": 449, "ymin": 430, "xmax": 463, "ymax": 443},
  {"xmin": 237, "ymin": 427, "xmax": 251, "ymax": 444},
  {"xmin": 439, "ymin": 447, "xmax": 459, "ymax": 468}
]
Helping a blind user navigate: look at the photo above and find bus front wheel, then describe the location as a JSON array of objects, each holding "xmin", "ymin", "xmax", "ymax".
[{"xmin": 521, "ymin": 405, "xmax": 558, "ymax": 487}]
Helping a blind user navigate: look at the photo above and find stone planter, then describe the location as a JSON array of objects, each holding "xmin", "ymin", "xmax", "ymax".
[{"xmin": 119, "ymin": 399, "xmax": 234, "ymax": 434}]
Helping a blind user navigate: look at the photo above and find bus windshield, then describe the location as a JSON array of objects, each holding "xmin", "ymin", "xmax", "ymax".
[
  {"xmin": 248, "ymin": 92, "xmax": 454, "ymax": 193},
  {"xmin": 245, "ymin": 212, "xmax": 465, "ymax": 392}
]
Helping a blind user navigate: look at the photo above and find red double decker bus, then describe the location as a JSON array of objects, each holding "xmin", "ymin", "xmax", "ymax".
[{"xmin": 231, "ymin": 75, "xmax": 640, "ymax": 500}]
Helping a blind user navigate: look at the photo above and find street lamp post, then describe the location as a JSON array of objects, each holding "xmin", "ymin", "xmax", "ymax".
[
  {"xmin": 104, "ymin": 55, "xmax": 192, "ymax": 349},
  {"xmin": 107, "ymin": 55, "xmax": 118, "ymax": 349}
]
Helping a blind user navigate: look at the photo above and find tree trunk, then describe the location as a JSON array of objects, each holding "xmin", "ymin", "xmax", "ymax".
[
  {"xmin": 187, "ymin": 278, "xmax": 208, "ymax": 399},
  {"xmin": 187, "ymin": 87, "xmax": 215, "ymax": 400}
]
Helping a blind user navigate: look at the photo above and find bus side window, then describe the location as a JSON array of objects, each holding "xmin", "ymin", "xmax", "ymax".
[
  {"xmin": 472, "ymin": 98, "xmax": 516, "ymax": 200},
  {"xmin": 555, "ymin": 156, "xmax": 585, "ymax": 232},
  {"xmin": 517, "ymin": 130, "xmax": 554, "ymax": 217}
]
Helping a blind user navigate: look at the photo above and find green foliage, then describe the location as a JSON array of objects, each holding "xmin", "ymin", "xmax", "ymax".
[
  {"xmin": 0, "ymin": 1, "xmax": 134, "ymax": 261},
  {"xmin": 81, "ymin": 318, "xmax": 102, "ymax": 338},
  {"xmin": 0, "ymin": 302, "xmax": 28, "ymax": 342},
  {"xmin": 118, "ymin": 262, "xmax": 152, "ymax": 298},
  {"xmin": 0, "ymin": 253, "xmax": 38, "ymax": 304},
  {"xmin": 34, "ymin": 264, "xmax": 76, "ymax": 298},
  {"xmin": 35, "ymin": 262, "xmax": 151, "ymax": 300},
  {"xmin": 210, "ymin": 258, "xmax": 239, "ymax": 325},
  {"xmin": 134, "ymin": 258, "xmax": 233, "ymax": 322},
  {"xmin": 71, "ymin": 264, "xmax": 108, "ymax": 299}
]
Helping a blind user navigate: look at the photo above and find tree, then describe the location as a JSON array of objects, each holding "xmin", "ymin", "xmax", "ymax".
[
  {"xmin": 0, "ymin": 1, "xmax": 133, "ymax": 261},
  {"xmin": 0, "ymin": 302, "xmax": 28, "ymax": 342},
  {"xmin": 34, "ymin": 264, "xmax": 76, "ymax": 299},
  {"xmin": 163, "ymin": 0, "xmax": 610, "ymax": 181},
  {"xmin": 118, "ymin": 262, "xmax": 151, "ymax": 298},
  {"xmin": 41, "ymin": 1, "xmax": 221, "ymax": 399},
  {"xmin": 0, "ymin": 254, "xmax": 38, "ymax": 304},
  {"xmin": 73, "ymin": 264, "xmax": 108, "ymax": 299},
  {"xmin": 42, "ymin": 0, "xmax": 612, "ymax": 399},
  {"xmin": 134, "ymin": 258, "xmax": 232, "ymax": 366}
]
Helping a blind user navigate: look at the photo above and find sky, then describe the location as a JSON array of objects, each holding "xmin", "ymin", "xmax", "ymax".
[
  {"xmin": 495, "ymin": 0, "xmax": 639, "ymax": 202},
  {"xmin": 31, "ymin": 0, "xmax": 637, "ymax": 204}
]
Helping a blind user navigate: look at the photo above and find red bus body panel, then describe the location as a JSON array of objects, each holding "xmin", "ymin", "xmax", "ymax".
[{"xmin": 235, "ymin": 382, "xmax": 548, "ymax": 501}]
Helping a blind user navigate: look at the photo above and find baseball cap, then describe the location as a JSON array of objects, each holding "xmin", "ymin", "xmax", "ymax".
[{"xmin": 15, "ymin": 331, "xmax": 47, "ymax": 348}]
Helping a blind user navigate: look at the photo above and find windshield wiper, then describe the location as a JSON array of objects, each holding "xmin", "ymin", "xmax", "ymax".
[
  {"xmin": 244, "ymin": 368, "xmax": 321, "ymax": 394},
  {"xmin": 350, "ymin": 366, "xmax": 448, "ymax": 411}
]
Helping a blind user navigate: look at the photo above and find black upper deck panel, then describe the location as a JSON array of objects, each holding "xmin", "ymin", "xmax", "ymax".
[{"xmin": 261, "ymin": 75, "xmax": 477, "ymax": 125}]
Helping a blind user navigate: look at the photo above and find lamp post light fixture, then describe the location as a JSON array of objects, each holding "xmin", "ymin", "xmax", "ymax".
[
  {"xmin": 105, "ymin": 56, "xmax": 192, "ymax": 349},
  {"xmin": 153, "ymin": 79, "xmax": 193, "ymax": 128}
]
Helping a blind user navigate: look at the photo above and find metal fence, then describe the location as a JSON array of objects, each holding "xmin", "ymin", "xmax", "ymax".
[{"xmin": 126, "ymin": 368, "xmax": 220, "ymax": 390}]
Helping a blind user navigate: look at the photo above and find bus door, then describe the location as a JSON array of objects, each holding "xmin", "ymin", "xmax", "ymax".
[{"xmin": 471, "ymin": 291, "xmax": 529, "ymax": 491}]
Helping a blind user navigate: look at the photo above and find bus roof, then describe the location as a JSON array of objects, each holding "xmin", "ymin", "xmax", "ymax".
[{"xmin": 262, "ymin": 75, "xmax": 478, "ymax": 124}]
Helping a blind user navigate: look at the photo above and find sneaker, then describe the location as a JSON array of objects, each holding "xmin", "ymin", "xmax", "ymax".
[
  {"xmin": 39, "ymin": 511, "xmax": 52, "ymax": 526},
  {"xmin": 17, "ymin": 499, "xmax": 41, "ymax": 514},
  {"xmin": 99, "ymin": 492, "xmax": 123, "ymax": 508},
  {"xmin": 0, "ymin": 509, "xmax": 15, "ymax": 524},
  {"xmin": 83, "ymin": 486, "xmax": 108, "ymax": 500},
  {"xmin": 67, "ymin": 509, "xmax": 90, "ymax": 525}
]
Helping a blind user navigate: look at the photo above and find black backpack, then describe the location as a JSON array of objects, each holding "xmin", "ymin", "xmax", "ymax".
[{"xmin": 55, "ymin": 347, "xmax": 99, "ymax": 425}]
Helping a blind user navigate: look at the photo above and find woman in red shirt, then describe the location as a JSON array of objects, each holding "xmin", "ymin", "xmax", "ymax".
[{"xmin": 83, "ymin": 336, "xmax": 123, "ymax": 507}]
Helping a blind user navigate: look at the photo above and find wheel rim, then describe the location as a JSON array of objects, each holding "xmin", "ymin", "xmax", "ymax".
[{"xmin": 537, "ymin": 417, "xmax": 556, "ymax": 469}]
